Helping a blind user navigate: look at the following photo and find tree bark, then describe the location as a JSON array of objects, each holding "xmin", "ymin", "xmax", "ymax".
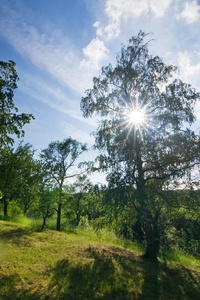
[
  {"xmin": 57, "ymin": 202, "xmax": 62, "ymax": 231},
  {"xmin": 144, "ymin": 224, "xmax": 159, "ymax": 260},
  {"xmin": 41, "ymin": 215, "xmax": 47, "ymax": 231},
  {"xmin": 137, "ymin": 186, "xmax": 160, "ymax": 259},
  {"xmin": 3, "ymin": 198, "xmax": 8, "ymax": 219},
  {"xmin": 136, "ymin": 140, "xmax": 159, "ymax": 260},
  {"xmin": 56, "ymin": 185, "xmax": 63, "ymax": 231}
]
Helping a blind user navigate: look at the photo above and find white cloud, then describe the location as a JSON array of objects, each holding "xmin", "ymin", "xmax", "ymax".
[
  {"xmin": 93, "ymin": 21, "xmax": 104, "ymax": 37},
  {"xmin": 104, "ymin": 0, "xmax": 148, "ymax": 40},
  {"xmin": 149, "ymin": 0, "xmax": 173, "ymax": 17},
  {"xmin": 80, "ymin": 37, "xmax": 109, "ymax": 69},
  {"xmin": 176, "ymin": 50, "xmax": 200, "ymax": 122},
  {"xmin": 177, "ymin": 51, "xmax": 200, "ymax": 78},
  {"xmin": 105, "ymin": 0, "xmax": 172, "ymax": 20},
  {"xmin": 95, "ymin": 0, "xmax": 173, "ymax": 40},
  {"xmin": 177, "ymin": 0, "xmax": 200, "ymax": 23},
  {"xmin": 104, "ymin": 21, "xmax": 121, "ymax": 40},
  {"xmin": 105, "ymin": 0, "xmax": 149, "ymax": 21}
]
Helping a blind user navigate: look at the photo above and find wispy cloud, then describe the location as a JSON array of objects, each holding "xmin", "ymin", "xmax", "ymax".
[
  {"xmin": 176, "ymin": 0, "xmax": 200, "ymax": 24},
  {"xmin": 177, "ymin": 50, "xmax": 200, "ymax": 79},
  {"xmin": 93, "ymin": 0, "xmax": 172, "ymax": 40},
  {"xmin": 18, "ymin": 71, "xmax": 101, "ymax": 128},
  {"xmin": 176, "ymin": 50, "xmax": 200, "ymax": 121},
  {"xmin": 0, "ymin": 2, "xmax": 107, "ymax": 94},
  {"xmin": 1, "ymin": 0, "xmax": 199, "ymax": 124},
  {"xmin": 19, "ymin": 72, "xmax": 73, "ymax": 109},
  {"xmin": 177, "ymin": 50, "xmax": 200, "ymax": 90},
  {"xmin": 149, "ymin": 0, "xmax": 173, "ymax": 17},
  {"xmin": 61, "ymin": 122, "xmax": 95, "ymax": 145}
]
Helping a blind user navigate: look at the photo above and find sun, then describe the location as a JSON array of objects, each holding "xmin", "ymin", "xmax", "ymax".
[
  {"xmin": 123, "ymin": 107, "xmax": 146, "ymax": 128},
  {"xmin": 128, "ymin": 109, "xmax": 146, "ymax": 125},
  {"xmin": 112, "ymin": 91, "xmax": 153, "ymax": 146}
]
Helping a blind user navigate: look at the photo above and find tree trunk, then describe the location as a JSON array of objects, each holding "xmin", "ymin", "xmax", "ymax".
[
  {"xmin": 136, "ymin": 141, "xmax": 159, "ymax": 260},
  {"xmin": 23, "ymin": 206, "xmax": 28, "ymax": 215},
  {"xmin": 41, "ymin": 215, "xmax": 47, "ymax": 231},
  {"xmin": 76, "ymin": 212, "xmax": 81, "ymax": 226},
  {"xmin": 3, "ymin": 198, "xmax": 8, "ymax": 219},
  {"xmin": 144, "ymin": 224, "xmax": 159, "ymax": 260},
  {"xmin": 57, "ymin": 202, "xmax": 62, "ymax": 231}
]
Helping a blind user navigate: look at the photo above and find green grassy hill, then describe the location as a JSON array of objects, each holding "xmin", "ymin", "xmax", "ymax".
[{"xmin": 0, "ymin": 220, "xmax": 200, "ymax": 299}]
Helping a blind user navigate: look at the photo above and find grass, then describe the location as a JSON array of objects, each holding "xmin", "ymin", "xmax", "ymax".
[
  {"xmin": 0, "ymin": 220, "xmax": 200, "ymax": 299},
  {"xmin": 164, "ymin": 251, "xmax": 200, "ymax": 271}
]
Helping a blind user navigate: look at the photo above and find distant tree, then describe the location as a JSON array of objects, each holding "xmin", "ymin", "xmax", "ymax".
[
  {"xmin": 67, "ymin": 175, "xmax": 92, "ymax": 225},
  {"xmin": 165, "ymin": 189, "xmax": 200, "ymax": 257},
  {"xmin": 0, "ymin": 145, "xmax": 16, "ymax": 217},
  {"xmin": 81, "ymin": 31, "xmax": 200, "ymax": 259},
  {"xmin": 40, "ymin": 138, "xmax": 87, "ymax": 231},
  {"xmin": 81, "ymin": 183, "xmax": 108, "ymax": 231},
  {"xmin": 0, "ymin": 142, "xmax": 39, "ymax": 218},
  {"xmin": 38, "ymin": 184, "xmax": 54, "ymax": 231},
  {"xmin": 0, "ymin": 60, "xmax": 34, "ymax": 147},
  {"xmin": 17, "ymin": 154, "xmax": 42, "ymax": 215}
]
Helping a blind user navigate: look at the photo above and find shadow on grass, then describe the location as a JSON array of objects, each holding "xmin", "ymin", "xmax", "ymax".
[
  {"xmin": 0, "ymin": 226, "xmax": 35, "ymax": 247},
  {"xmin": 48, "ymin": 247, "xmax": 131, "ymax": 299},
  {"xmin": 1, "ymin": 222, "xmax": 200, "ymax": 299},
  {"xmin": 47, "ymin": 246, "xmax": 200, "ymax": 300},
  {"xmin": 0, "ymin": 273, "xmax": 43, "ymax": 300},
  {"xmin": 0, "ymin": 245, "xmax": 200, "ymax": 299}
]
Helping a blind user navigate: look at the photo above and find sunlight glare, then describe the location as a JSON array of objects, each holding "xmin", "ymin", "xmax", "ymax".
[{"xmin": 127, "ymin": 108, "xmax": 146, "ymax": 126}]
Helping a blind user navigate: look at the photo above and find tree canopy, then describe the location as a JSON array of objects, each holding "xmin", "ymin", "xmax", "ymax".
[
  {"xmin": 81, "ymin": 31, "xmax": 200, "ymax": 259},
  {"xmin": 0, "ymin": 142, "xmax": 40, "ymax": 218},
  {"xmin": 0, "ymin": 60, "xmax": 34, "ymax": 146},
  {"xmin": 41, "ymin": 138, "xmax": 87, "ymax": 231}
]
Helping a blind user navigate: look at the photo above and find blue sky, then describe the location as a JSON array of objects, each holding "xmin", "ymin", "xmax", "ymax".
[{"xmin": 0, "ymin": 0, "xmax": 200, "ymax": 184}]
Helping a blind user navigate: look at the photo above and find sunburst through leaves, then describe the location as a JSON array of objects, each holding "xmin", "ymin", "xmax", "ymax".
[{"xmin": 113, "ymin": 91, "xmax": 152, "ymax": 143}]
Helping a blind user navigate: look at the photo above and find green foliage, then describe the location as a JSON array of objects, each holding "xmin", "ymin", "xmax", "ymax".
[
  {"xmin": 40, "ymin": 138, "xmax": 87, "ymax": 231},
  {"xmin": 37, "ymin": 185, "xmax": 55, "ymax": 230},
  {"xmin": 40, "ymin": 138, "xmax": 87, "ymax": 187},
  {"xmin": 81, "ymin": 31, "xmax": 200, "ymax": 259},
  {"xmin": 0, "ymin": 46, "xmax": 199, "ymax": 291},
  {"xmin": 0, "ymin": 142, "xmax": 41, "ymax": 218},
  {"xmin": 0, "ymin": 60, "xmax": 34, "ymax": 146},
  {"xmin": 63, "ymin": 175, "xmax": 94, "ymax": 226}
]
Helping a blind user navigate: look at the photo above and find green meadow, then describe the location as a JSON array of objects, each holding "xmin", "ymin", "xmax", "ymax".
[{"xmin": 0, "ymin": 220, "xmax": 200, "ymax": 299}]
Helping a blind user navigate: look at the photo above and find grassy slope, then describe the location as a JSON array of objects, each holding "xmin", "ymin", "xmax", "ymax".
[{"xmin": 0, "ymin": 221, "xmax": 200, "ymax": 299}]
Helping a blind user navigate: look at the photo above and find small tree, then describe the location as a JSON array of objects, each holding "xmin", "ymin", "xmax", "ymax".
[
  {"xmin": 81, "ymin": 31, "xmax": 200, "ymax": 259},
  {"xmin": 68, "ymin": 175, "xmax": 92, "ymax": 225},
  {"xmin": 0, "ymin": 142, "xmax": 39, "ymax": 218},
  {"xmin": 40, "ymin": 138, "xmax": 87, "ymax": 231},
  {"xmin": 0, "ymin": 60, "xmax": 34, "ymax": 147},
  {"xmin": 17, "ymin": 156, "xmax": 42, "ymax": 215},
  {"xmin": 38, "ymin": 184, "xmax": 54, "ymax": 231}
]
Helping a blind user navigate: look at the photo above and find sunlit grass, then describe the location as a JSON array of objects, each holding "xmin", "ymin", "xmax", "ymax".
[
  {"xmin": 1, "ymin": 215, "xmax": 57, "ymax": 231},
  {"xmin": 1, "ymin": 219, "xmax": 200, "ymax": 299},
  {"xmin": 96, "ymin": 229, "xmax": 145, "ymax": 254},
  {"xmin": 163, "ymin": 251, "xmax": 200, "ymax": 271}
]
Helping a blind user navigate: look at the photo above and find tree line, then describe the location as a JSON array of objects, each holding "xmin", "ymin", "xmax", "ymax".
[{"xmin": 0, "ymin": 31, "xmax": 200, "ymax": 260}]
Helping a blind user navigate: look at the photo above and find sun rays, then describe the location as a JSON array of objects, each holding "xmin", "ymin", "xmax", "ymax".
[
  {"xmin": 109, "ymin": 90, "xmax": 161, "ymax": 154},
  {"xmin": 116, "ymin": 92, "xmax": 149, "ymax": 132},
  {"xmin": 124, "ymin": 107, "xmax": 146, "ymax": 127}
]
